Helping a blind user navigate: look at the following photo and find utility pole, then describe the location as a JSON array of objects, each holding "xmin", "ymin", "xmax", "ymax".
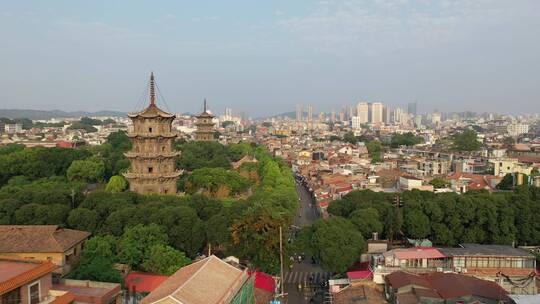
[
  {"xmin": 279, "ymin": 226, "xmax": 284, "ymax": 296},
  {"xmin": 389, "ymin": 195, "xmax": 403, "ymax": 249},
  {"xmin": 70, "ymin": 188, "xmax": 76, "ymax": 209}
]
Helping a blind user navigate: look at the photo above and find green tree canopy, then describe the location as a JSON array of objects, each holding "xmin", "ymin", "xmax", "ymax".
[
  {"xmin": 404, "ymin": 209, "xmax": 431, "ymax": 239},
  {"xmin": 366, "ymin": 141, "xmax": 383, "ymax": 163},
  {"xmin": 67, "ymin": 159, "xmax": 105, "ymax": 183},
  {"xmin": 309, "ymin": 217, "xmax": 365, "ymax": 273},
  {"xmin": 105, "ymin": 175, "xmax": 128, "ymax": 193},
  {"xmin": 117, "ymin": 224, "xmax": 169, "ymax": 267},
  {"xmin": 390, "ymin": 132, "xmax": 424, "ymax": 148},
  {"xmin": 349, "ymin": 208, "xmax": 383, "ymax": 239},
  {"xmin": 429, "ymin": 178, "xmax": 451, "ymax": 189},
  {"xmin": 142, "ymin": 244, "xmax": 191, "ymax": 275},
  {"xmin": 67, "ymin": 208, "xmax": 98, "ymax": 233},
  {"xmin": 452, "ymin": 129, "xmax": 482, "ymax": 151}
]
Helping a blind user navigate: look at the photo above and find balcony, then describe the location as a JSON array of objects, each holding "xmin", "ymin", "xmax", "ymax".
[
  {"xmin": 124, "ymin": 151, "xmax": 180, "ymax": 158},
  {"xmin": 127, "ymin": 132, "xmax": 176, "ymax": 138},
  {"xmin": 123, "ymin": 170, "xmax": 182, "ymax": 179},
  {"xmin": 372, "ymin": 265, "xmax": 452, "ymax": 275}
]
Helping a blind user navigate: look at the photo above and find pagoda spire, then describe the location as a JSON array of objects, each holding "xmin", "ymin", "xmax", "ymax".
[
  {"xmin": 149, "ymin": 72, "xmax": 156, "ymax": 106},
  {"xmin": 204, "ymin": 98, "xmax": 207, "ymax": 113}
]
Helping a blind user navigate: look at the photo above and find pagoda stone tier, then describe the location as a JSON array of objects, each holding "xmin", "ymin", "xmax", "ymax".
[
  {"xmin": 193, "ymin": 99, "xmax": 216, "ymax": 141},
  {"xmin": 122, "ymin": 73, "xmax": 181, "ymax": 194}
]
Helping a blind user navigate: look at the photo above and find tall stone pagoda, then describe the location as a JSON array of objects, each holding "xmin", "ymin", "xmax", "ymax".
[
  {"xmin": 193, "ymin": 99, "xmax": 216, "ymax": 141},
  {"xmin": 123, "ymin": 73, "xmax": 181, "ymax": 194}
]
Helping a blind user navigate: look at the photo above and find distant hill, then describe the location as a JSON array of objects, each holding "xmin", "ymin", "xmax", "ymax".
[
  {"xmin": 257, "ymin": 111, "xmax": 298, "ymax": 120},
  {"xmin": 0, "ymin": 109, "xmax": 126, "ymax": 120}
]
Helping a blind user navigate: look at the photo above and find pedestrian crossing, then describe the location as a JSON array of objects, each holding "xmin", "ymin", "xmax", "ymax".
[{"xmin": 283, "ymin": 271, "xmax": 333, "ymax": 284}]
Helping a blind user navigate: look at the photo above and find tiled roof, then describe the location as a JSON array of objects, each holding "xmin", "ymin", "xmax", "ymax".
[
  {"xmin": 386, "ymin": 271, "xmax": 511, "ymax": 301},
  {"xmin": 141, "ymin": 255, "xmax": 247, "ymax": 304},
  {"xmin": 125, "ymin": 272, "xmax": 169, "ymax": 293},
  {"xmin": 439, "ymin": 243, "xmax": 534, "ymax": 258},
  {"xmin": 128, "ymin": 104, "xmax": 174, "ymax": 118},
  {"xmin": 50, "ymin": 292, "xmax": 75, "ymax": 304},
  {"xmin": 389, "ymin": 247, "xmax": 446, "ymax": 260},
  {"xmin": 0, "ymin": 257, "xmax": 57, "ymax": 295},
  {"xmin": 0, "ymin": 225, "xmax": 91, "ymax": 253}
]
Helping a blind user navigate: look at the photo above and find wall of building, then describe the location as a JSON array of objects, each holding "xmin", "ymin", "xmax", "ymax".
[{"xmin": 18, "ymin": 274, "xmax": 53, "ymax": 304}]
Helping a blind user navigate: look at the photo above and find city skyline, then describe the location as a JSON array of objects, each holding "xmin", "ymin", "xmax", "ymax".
[{"xmin": 1, "ymin": 1, "xmax": 539, "ymax": 116}]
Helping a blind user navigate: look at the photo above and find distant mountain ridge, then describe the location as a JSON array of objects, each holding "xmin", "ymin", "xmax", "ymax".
[
  {"xmin": 256, "ymin": 111, "xmax": 298, "ymax": 120},
  {"xmin": 0, "ymin": 109, "xmax": 126, "ymax": 120}
]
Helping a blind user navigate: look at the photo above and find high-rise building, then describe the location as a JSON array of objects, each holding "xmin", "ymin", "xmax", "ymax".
[
  {"xmin": 371, "ymin": 102, "xmax": 383, "ymax": 124},
  {"xmin": 348, "ymin": 106, "xmax": 355, "ymax": 120},
  {"xmin": 357, "ymin": 102, "xmax": 369, "ymax": 123},
  {"xmin": 431, "ymin": 111, "xmax": 442, "ymax": 126},
  {"xmin": 351, "ymin": 116, "xmax": 362, "ymax": 130},
  {"xmin": 307, "ymin": 105, "xmax": 313, "ymax": 129},
  {"xmin": 408, "ymin": 102, "xmax": 418, "ymax": 116},
  {"xmin": 339, "ymin": 108, "xmax": 345, "ymax": 122},
  {"xmin": 296, "ymin": 105, "xmax": 303, "ymax": 122},
  {"xmin": 383, "ymin": 105, "xmax": 390, "ymax": 123},
  {"xmin": 414, "ymin": 115, "xmax": 422, "ymax": 128},
  {"xmin": 194, "ymin": 99, "xmax": 216, "ymax": 141},
  {"xmin": 393, "ymin": 107, "xmax": 403, "ymax": 124},
  {"xmin": 123, "ymin": 73, "xmax": 181, "ymax": 194},
  {"xmin": 507, "ymin": 123, "xmax": 529, "ymax": 137},
  {"xmin": 331, "ymin": 109, "xmax": 336, "ymax": 122}
]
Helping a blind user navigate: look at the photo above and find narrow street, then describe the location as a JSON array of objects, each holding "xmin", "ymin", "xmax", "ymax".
[{"xmin": 281, "ymin": 177, "xmax": 330, "ymax": 304}]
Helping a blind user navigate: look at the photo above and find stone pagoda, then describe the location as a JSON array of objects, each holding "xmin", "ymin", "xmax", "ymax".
[
  {"xmin": 122, "ymin": 73, "xmax": 181, "ymax": 194},
  {"xmin": 193, "ymin": 99, "xmax": 216, "ymax": 141}
]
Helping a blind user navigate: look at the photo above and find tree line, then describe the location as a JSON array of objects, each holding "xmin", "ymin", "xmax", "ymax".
[
  {"xmin": 0, "ymin": 133, "xmax": 298, "ymax": 279},
  {"xmin": 294, "ymin": 187, "xmax": 540, "ymax": 274}
]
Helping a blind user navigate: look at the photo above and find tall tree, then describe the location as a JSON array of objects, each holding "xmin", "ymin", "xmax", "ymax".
[
  {"xmin": 310, "ymin": 217, "xmax": 365, "ymax": 273},
  {"xmin": 452, "ymin": 129, "xmax": 482, "ymax": 151}
]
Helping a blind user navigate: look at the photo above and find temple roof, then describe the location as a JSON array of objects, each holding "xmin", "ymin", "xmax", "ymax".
[
  {"xmin": 197, "ymin": 99, "xmax": 215, "ymax": 118},
  {"xmin": 128, "ymin": 104, "xmax": 175, "ymax": 119},
  {"xmin": 128, "ymin": 72, "xmax": 175, "ymax": 119}
]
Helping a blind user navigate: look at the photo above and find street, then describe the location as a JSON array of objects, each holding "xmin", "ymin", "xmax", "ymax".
[{"xmin": 282, "ymin": 178, "xmax": 330, "ymax": 304}]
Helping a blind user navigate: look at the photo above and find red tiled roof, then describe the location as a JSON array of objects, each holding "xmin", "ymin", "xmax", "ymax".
[
  {"xmin": 392, "ymin": 247, "xmax": 446, "ymax": 260},
  {"xmin": 386, "ymin": 271, "xmax": 510, "ymax": 301},
  {"xmin": 346, "ymin": 270, "xmax": 372, "ymax": 280},
  {"xmin": 125, "ymin": 272, "xmax": 169, "ymax": 293},
  {"xmin": 50, "ymin": 292, "xmax": 75, "ymax": 304},
  {"xmin": 0, "ymin": 257, "xmax": 57, "ymax": 295},
  {"xmin": 249, "ymin": 271, "xmax": 275, "ymax": 293},
  {"xmin": 0, "ymin": 225, "xmax": 90, "ymax": 253},
  {"xmin": 318, "ymin": 201, "xmax": 329, "ymax": 208}
]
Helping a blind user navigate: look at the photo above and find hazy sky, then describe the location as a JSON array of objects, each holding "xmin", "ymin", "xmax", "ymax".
[{"xmin": 1, "ymin": 0, "xmax": 539, "ymax": 117}]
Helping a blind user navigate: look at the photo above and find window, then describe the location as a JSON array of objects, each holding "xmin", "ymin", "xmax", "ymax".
[
  {"xmin": 148, "ymin": 167, "xmax": 153, "ymax": 173},
  {"xmin": 148, "ymin": 127, "xmax": 152, "ymax": 133},
  {"xmin": 162, "ymin": 146, "xmax": 165, "ymax": 152},
  {"xmin": 29, "ymin": 282, "xmax": 40, "ymax": 304},
  {"xmin": 1, "ymin": 287, "xmax": 20, "ymax": 304}
]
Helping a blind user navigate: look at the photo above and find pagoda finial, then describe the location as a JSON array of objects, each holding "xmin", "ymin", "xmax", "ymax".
[
  {"xmin": 150, "ymin": 72, "xmax": 156, "ymax": 106},
  {"xmin": 204, "ymin": 98, "xmax": 207, "ymax": 112}
]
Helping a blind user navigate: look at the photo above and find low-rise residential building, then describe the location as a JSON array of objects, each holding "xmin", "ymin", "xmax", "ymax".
[
  {"xmin": 439, "ymin": 244, "xmax": 537, "ymax": 294},
  {"xmin": 490, "ymin": 158, "xmax": 532, "ymax": 177},
  {"xmin": 0, "ymin": 257, "xmax": 59, "ymax": 304},
  {"xmin": 447, "ymin": 172, "xmax": 501, "ymax": 193},
  {"xmin": 141, "ymin": 255, "xmax": 255, "ymax": 304},
  {"xmin": 385, "ymin": 271, "xmax": 514, "ymax": 304},
  {"xmin": 52, "ymin": 280, "xmax": 122, "ymax": 304},
  {"xmin": 0, "ymin": 225, "xmax": 91, "ymax": 277},
  {"xmin": 371, "ymin": 247, "xmax": 450, "ymax": 284}
]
